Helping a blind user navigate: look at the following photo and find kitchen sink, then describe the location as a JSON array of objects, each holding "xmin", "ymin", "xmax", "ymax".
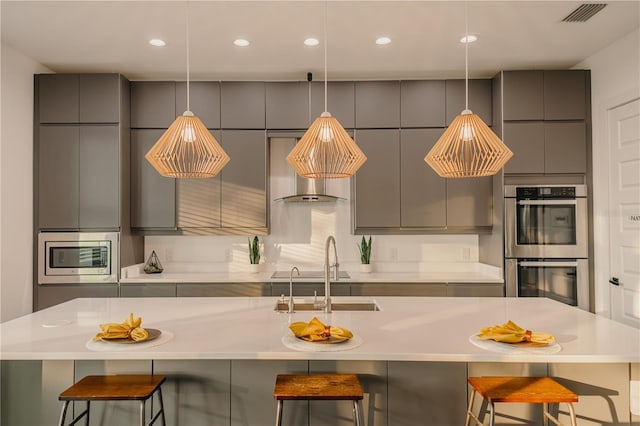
[{"xmin": 274, "ymin": 301, "xmax": 380, "ymax": 312}]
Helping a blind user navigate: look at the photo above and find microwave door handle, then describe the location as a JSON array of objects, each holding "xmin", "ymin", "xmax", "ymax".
[
  {"xmin": 518, "ymin": 261, "xmax": 578, "ymax": 267},
  {"xmin": 518, "ymin": 200, "xmax": 577, "ymax": 206}
]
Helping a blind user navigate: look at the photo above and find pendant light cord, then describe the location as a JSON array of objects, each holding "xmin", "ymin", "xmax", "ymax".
[
  {"xmin": 324, "ymin": 0, "xmax": 328, "ymax": 113},
  {"xmin": 464, "ymin": 1, "xmax": 469, "ymax": 111},
  {"xmin": 186, "ymin": 2, "xmax": 190, "ymax": 112}
]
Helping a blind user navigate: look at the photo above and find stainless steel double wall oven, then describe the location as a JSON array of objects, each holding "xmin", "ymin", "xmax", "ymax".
[{"xmin": 505, "ymin": 185, "xmax": 589, "ymax": 309}]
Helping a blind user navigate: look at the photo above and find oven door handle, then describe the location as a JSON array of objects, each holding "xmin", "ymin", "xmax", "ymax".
[
  {"xmin": 517, "ymin": 200, "xmax": 577, "ymax": 206},
  {"xmin": 518, "ymin": 261, "xmax": 578, "ymax": 267}
]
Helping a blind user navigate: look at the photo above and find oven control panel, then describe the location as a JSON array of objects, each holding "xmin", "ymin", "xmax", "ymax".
[{"xmin": 516, "ymin": 186, "xmax": 576, "ymax": 200}]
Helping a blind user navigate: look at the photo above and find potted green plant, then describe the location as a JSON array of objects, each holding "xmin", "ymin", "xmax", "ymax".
[
  {"xmin": 358, "ymin": 236, "xmax": 372, "ymax": 273},
  {"xmin": 248, "ymin": 236, "xmax": 261, "ymax": 273}
]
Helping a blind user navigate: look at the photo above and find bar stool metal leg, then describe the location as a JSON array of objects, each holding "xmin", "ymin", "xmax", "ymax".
[
  {"xmin": 567, "ymin": 402, "xmax": 577, "ymax": 426},
  {"xmin": 156, "ymin": 386, "xmax": 166, "ymax": 426},
  {"xmin": 352, "ymin": 399, "xmax": 363, "ymax": 426},
  {"xmin": 275, "ymin": 400, "xmax": 283, "ymax": 426},
  {"xmin": 543, "ymin": 402, "xmax": 549, "ymax": 426},
  {"xmin": 85, "ymin": 401, "xmax": 90, "ymax": 426},
  {"xmin": 58, "ymin": 400, "xmax": 70, "ymax": 426},
  {"xmin": 465, "ymin": 389, "xmax": 483, "ymax": 426},
  {"xmin": 140, "ymin": 399, "xmax": 146, "ymax": 426},
  {"xmin": 488, "ymin": 402, "xmax": 495, "ymax": 426}
]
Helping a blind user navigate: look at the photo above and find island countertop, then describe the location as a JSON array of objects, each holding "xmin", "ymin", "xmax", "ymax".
[{"xmin": 1, "ymin": 296, "xmax": 638, "ymax": 363}]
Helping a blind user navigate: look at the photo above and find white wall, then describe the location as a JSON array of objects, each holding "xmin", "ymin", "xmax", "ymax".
[
  {"xmin": 577, "ymin": 28, "xmax": 640, "ymax": 316},
  {"xmin": 146, "ymin": 137, "xmax": 480, "ymax": 273},
  {"xmin": 1, "ymin": 43, "xmax": 50, "ymax": 322}
]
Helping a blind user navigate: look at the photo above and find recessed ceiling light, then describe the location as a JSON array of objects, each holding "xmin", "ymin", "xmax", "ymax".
[
  {"xmin": 375, "ymin": 36, "xmax": 392, "ymax": 46},
  {"xmin": 460, "ymin": 35, "xmax": 478, "ymax": 44},
  {"xmin": 234, "ymin": 39, "xmax": 250, "ymax": 47},
  {"xmin": 149, "ymin": 39, "xmax": 166, "ymax": 47},
  {"xmin": 304, "ymin": 38, "xmax": 320, "ymax": 46}
]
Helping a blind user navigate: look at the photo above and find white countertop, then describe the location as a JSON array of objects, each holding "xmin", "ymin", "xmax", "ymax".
[
  {"xmin": 2, "ymin": 297, "xmax": 638, "ymax": 363},
  {"xmin": 120, "ymin": 262, "xmax": 503, "ymax": 284}
]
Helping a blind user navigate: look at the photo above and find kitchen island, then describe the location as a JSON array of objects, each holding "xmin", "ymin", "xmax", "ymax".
[{"xmin": 2, "ymin": 296, "xmax": 639, "ymax": 425}]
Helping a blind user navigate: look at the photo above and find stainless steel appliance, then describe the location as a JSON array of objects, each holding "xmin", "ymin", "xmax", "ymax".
[
  {"xmin": 505, "ymin": 185, "xmax": 589, "ymax": 309},
  {"xmin": 505, "ymin": 258, "xmax": 589, "ymax": 310},
  {"xmin": 505, "ymin": 185, "xmax": 588, "ymax": 258},
  {"xmin": 37, "ymin": 232, "xmax": 118, "ymax": 284}
]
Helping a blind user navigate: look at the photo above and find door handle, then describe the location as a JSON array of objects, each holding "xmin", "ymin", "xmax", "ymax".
[{"xmin": 609, "ymin": 277, "xmax": 620, "ymax": 286}]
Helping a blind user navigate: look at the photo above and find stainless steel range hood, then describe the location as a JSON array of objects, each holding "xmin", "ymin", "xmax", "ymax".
[{"xmin": 276, "ymin": 173, "xmax": 345, "ymax": 203}]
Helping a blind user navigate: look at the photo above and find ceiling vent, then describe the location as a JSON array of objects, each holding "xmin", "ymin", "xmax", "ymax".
[{"xmin": 562, "ymin": 3, "xmax": 607, "ymax": 22}]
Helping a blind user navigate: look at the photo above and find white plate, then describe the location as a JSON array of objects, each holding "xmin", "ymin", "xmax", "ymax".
[
  {"xmin": 282, "ymin": 334, "xmax": 363, "ymax": 352},
  {"xmin": 469, "ymin": 334, "xmax": 562, "ymax": 354}
]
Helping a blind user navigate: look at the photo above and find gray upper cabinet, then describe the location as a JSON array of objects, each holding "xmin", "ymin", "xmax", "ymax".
[
  {"xmin": 354, "ymin": 129, "xmax": 401, "ymax": 228},
  {"xmin": 265, "ymin": 82, "xmax": 309, "ymax": 129},
  {"xmin": 400, "ymin": 128, "xmax": 446, "ymax": 227},
  {"xmin": 38, "ymin": 74, "xmax": 121, "ymax": 124},
  {"xmin": 543, "ymin": 70, "xmax": 587, "ymax": 120},
  {"xmin": 502, "ymin": 71, "xmax": 544, "ymax": 121},
  {"xmin": 221, "ymin": 82, "xmax": 266, "ymax": 129},
  {"xmin": 502, "ymin": 122, "xmax": 545, "ymax": 174},
  {"xmin": 38, "ymin": 74, "xmax": 79, "ymax": 123},
  {"xmin": 38, "ymin": 126, "xmax": 79, "ymax": 229},
  {"xmin": 130, "ymin": 81, "xmax": 176, "ymax": 128},
  {"xmin": 544, "ymin": 122, "xmax": 587, "ymax": 173},
  {"xmin": 503, "ymin": 121, "xmax": 587, "ymax": 174},
  {"xmin": 79, "ymin": 74, "xmax": 121, "ymax": 123},
  {"xmin": 78, "ymin": 126, "xmax": 119, "ymax": 228},
  {"xmin": 446, "ymin": 177, "xmax": 493, "ymax": 229},
  {"xmin": 175, "ymin": 81, "xmax": 221, "ymax": 129},
  {"xmin": 311, "ymin": 81, "xmax": 355, "ymax": 128},
  {"xmin": 220, "ymin": 130, "xmax": 268, "ymax": 230},
  {"xmin": 130, "ymin": 129, "xmax": 176, "ymax": 229},
  {"xmin": 400, "ymin": 80, "xmax": 446, "ymax": 128},
  {"xmin": 445, "ymin": 79, "xmax": 492, "ymax": 125},
  {"xmin": 355, "ymin": 81, "xmax": 401, "ymax": 128},
  {"xmin": 38, "ymin": 125, "xmax": 120, "ymax": 230}
]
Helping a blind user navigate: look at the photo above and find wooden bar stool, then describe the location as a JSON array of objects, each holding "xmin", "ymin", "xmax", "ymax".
[
  {"xmin": 274, "ymin": 373, "xmax": 364, "ymax": 426},
  {"xmin": 58, "ymin": 374, "xmax": 167, "ymax": 426},
  {"xmin": 465, "ymin": 376, "xmax": 578, "ymax": 426}
]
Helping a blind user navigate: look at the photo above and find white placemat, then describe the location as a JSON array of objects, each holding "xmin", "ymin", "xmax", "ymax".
[
  {"xmin": 281, "ymin": 334, "xmax": 363, "ymax": 352},
  {"xmin": 469, "ymin": 334, "xmax": 561, "ymax": 354},
  {"xmin": 86, "ymin": 329, "xmax": 174, "ymax": 352}
]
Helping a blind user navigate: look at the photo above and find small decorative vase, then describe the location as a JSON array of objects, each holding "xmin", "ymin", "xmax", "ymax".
[
  {"xmin": 143, "ymin": 250, "xmax": 164, "ymax": 274},
  {"xmin": 249, "ymin": 263, "xmax": 261, "ymax": 273},
  {"xmin": 360, "ymin": 263, "xmax": 373, "ymax": 273}
]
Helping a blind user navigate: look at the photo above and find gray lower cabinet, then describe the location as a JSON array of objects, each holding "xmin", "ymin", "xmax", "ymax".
[
  {"xmin": 445, "ymin": 282, "xmax": 504, "ymax": 297},
  {"xmin": 177, "ymin": 283, "xmax": 270, "ymax": 297},
  {"xmin": 38, "ymin": 125, "xmax": 119, "ymax": 229},
  {"xmin": 503, "ymin": 121, "xmax": 587, "ymax": 174},
  {"xmin": 36, "ymin": 284, "xmax": 118, "ymax": 311},
  {"xmin": 445, "ymin": 79, "xmax": 492, "ymax": 126},
  {"xmin": 354, "ymin": 129, "xmax": 401, "ymax": 228},
  {"xmin": 119, "ymin": 283, "xmax": 177, "ymax": 297},
  {"xmin": 350, "ymin": 283, "xmax": 447, "ymax": 297},
  {"xmin": 271, "ymin": 282, "xmax": 351, "ymax": 297},
  {"xmin": 130, "ymin": 129, "xmax": 176, "ymax": 230}
]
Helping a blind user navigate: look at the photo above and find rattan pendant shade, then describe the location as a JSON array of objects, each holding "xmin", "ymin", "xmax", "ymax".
[
  {"xmin": 287, "ymin": 112, "xmax": 367, "ymax": 179},
  {"xmin": 425, "ymin": 110, "xmax": 513, "ymax": 178},
  {"xmin": 146, "ymin": 111, "xmax": 230, "ymax": 178}
]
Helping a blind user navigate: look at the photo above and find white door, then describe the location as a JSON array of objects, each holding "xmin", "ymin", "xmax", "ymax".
[{"xmin": 609, "ymin": 98, "xmax": 640, "ymax": 328}]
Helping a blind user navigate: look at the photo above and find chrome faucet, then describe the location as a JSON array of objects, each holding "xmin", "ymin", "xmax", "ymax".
[
  {"xmin": 288, "ymin": 266, "xmax": 300, "ymax": 313},
  {"xmin": 323, "ymin": 235, "xmax": 339, "ymax": 313}
]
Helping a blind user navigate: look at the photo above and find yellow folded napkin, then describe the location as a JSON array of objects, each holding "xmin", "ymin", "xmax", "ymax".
[
  {"xmin": 477, "ymin": 320, "xmax": 555, "ymax": 345},
  {"xmin": 93, "ymin": 312, "xmax": 149, "ymax": 342},
  {"xmin": 289, "ymin": 317, "xmax": 353, "ymax": 342}
]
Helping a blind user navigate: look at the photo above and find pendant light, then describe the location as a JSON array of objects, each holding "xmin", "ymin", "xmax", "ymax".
[
  {"xmin": 146, "ymin": 4, "xmax": 230, "ymax": 179},
  {"xmin": 286, "ymin": 2, "xmax": 367, "ymax": 179},
  {"xmin": 425, "ymin": 4, "xmax": 512, "ymax": 178}
]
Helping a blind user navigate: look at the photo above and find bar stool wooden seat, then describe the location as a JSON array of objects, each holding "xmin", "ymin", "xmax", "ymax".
[
  {"xmin": 466, "ymin": 376, "xmax": 578, "ymax": 426},
  {"xmin": 274, "ymin": 373, "xmax": 364, "ymax": 426},
  {"xmin": 58, "ymin": 374, "xmax": 167, "ymax": 426}
]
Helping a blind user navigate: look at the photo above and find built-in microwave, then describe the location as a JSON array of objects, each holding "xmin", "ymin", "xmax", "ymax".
[{"xmin": 37, "ymin": 232, "xmax": 118, "ymax": 284}]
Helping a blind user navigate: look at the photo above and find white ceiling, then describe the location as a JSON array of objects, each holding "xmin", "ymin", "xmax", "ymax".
[{"xmin": 2, "ymin": 1, "xmax": 639, "ymax": 81}]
